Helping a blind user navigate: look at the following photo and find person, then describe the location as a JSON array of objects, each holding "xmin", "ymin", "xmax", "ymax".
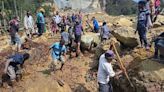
[
  {"xmin": 61, "ymin": 28, "xmax": 69, "ymax": 49},
  {"xmin": 78, "ymin": 11, "xmax": 83, "ymax": 24},
  {"xmin": 49, "ymin": 40, "xmax": 67, "ymax": 70},
  {"xmin": 74, "ymin": 21, "xmax": 84, "ymax": 56},
  {"xmin": 153, "ymin": 32, "xmax": 164, "ymax": 60},
  {"xmin": 100, "ymin": 22, "xmax": 111, "ymax": 43},
  {"xmin": 36, "ymin": 9, "xmax": 45, "ymax": 36},
  {"xmin": 153, "ymin": 0, "xmax": 161, "ymax": 22},
  {"xmin": 145, "ymin": 0, "xmax": 153, "ymax": 27},
  {"xmin": 50, "ymin": 18, "xmax": 57, "ymax": 36},
  {"xmin": 68, "ymin": 24, "xmax": 75, "ymax": 47},
  {"xmin": 4, "ymin": 53, "xmax": 30, "ymax": 84},
  {"xmin": 97, "ymin": 50, "xmax": 120, "ymax": 92},
  {"xmin": 72, "ymin": 13, "xmax": 76, "ymax": 23},
  {"xmin": 8, "ymin": 16, "xmax": 22, "ymax": 51},
  {"xmin": 136, "ymin": 1, "xmax": 150, "ymax": 49},
  {"xmin": 60, "ymin": 16, "xmax": 67, "ymax": 33},
  {"xmin": 24, "ymin": 11, "xmax": 35, "ymax": 39},
  {"xmin": 92, "ymin": 17, "xmax": 99, "ymax": 33},
  {"xmin": 54, "ymin": 11, "xmax": 62, "ymax": 31}
]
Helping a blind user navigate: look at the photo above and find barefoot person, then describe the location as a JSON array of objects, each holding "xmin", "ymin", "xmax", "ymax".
[{"xmin": 49, "ymin": 40, "xmax": 67, "ymax": 70}]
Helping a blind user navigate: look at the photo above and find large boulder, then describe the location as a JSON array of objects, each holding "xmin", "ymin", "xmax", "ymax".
[
  {"xmin": 111, "ymin": 27, "xmax": 139, "ymax": 48},
  {"xmin": 91, "ymin": 37, "xmax": 121, "ymax": 69},
  {"xmin": 153, "ymin": 15, "xmax": 164, "ymax": 28},
  {"xmin": 81, "ymin": 32, "xmax": 101, "ymax": 50},
  {"xmin": 113, "ymin": 18, "xmax": 133, "ymax": 27}
]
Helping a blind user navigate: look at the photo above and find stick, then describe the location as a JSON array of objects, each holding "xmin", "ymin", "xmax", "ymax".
[{"xmin": 112, "ymin": 41, "xmax": 134, "ymax": 87}]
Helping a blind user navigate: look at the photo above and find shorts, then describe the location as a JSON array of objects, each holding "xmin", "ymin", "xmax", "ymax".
[
  {"xmin": 52, "ymin": 56, "xmax": 65, "ymax": 65},
  {"xmin": 11, "ymin": 33, "xmax": 22, "ymax": 46},
  {"xmin": 75, "ymin": 35, "xmax": 81, "ymax": 43},
  {"xmin": 7, "ymin": 65, "xmax": 21, "ymax": 81}
]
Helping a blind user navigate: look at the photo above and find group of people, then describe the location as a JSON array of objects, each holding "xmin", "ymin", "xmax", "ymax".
[{"xmin": 2, "ymin": 0, "xmax": 164, "ymax": 91}]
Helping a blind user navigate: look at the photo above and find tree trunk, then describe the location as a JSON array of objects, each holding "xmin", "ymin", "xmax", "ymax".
[
  {"xmin": 14, "ymin": 0, "xmax": 18, "ymax": 17},
  {"xmin": 2, "ymin": 1, "xmax": 7, "ymax": 31}
]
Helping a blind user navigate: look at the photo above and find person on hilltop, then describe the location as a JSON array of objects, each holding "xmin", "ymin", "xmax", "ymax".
[
  {"xmin": 50, "ymin": 18, "xmax": 57, "ymax": 36},
  {"xmin": 53, "ymin": 11, "xmax": 62, "ymax": 32},
  {"xmin": 36, "ymin": 9, "xmax": 45, "ymax": 36},
  {"xmin": 8, "ymin": 16, "xmax": 22, "ymax": 51},
  {"xmin": 135, "ymin": 1, "xmax": 150, "ymax": 50},
  {"xmin": 74, "ymin": 21, "xmax": 84, "ymax": 57},
  {"xmin": 92, "ymin": 17, "xmax": 99, "ymax": 33},
  {"xmin": 153, "ymin": 0, "xmax": 161, "ymax": 22},
  {"xmin": 24, "ymin": 11, "xmax": 35, "ymax": 39}
]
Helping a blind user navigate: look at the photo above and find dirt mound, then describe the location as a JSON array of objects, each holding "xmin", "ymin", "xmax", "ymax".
[{"xmin": 25, "ymin": 74, "xmax": 72, "ymax": 92}]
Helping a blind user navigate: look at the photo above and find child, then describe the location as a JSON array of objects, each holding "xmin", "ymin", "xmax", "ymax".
[
  {"xmin": 136, "ymin": 1, "xmax": 150, "ymax": 49},
  {"xmin": 50, "ymin": 19, "xmax": 57, "ymax": 36}
]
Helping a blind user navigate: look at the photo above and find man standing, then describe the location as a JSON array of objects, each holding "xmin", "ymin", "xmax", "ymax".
[
  {"xmin": 97, "ymin": 50, "xmax": 116, "ymax": 92},
  {"xmin": 74, "ymin": 21, "xmax": 84, "ymax": 57},
  {"xmin": 24, "ymin": 11, "xmax": 35, "ymax": 39},
  {"xmin": 136, "ymin": 1, "xmax": 150, "ymax": 49},
  {"xmin": 54, "ymin": 11, "xmax": 61, "ymax": 31},
  {"xmin": 36, "ymin": 9, "xmax": 45, "ymax": 36},
  {"xmin": 9, "ymin": 16, "xmax": 22, "ymax": 51},
  {"xmin": 49, "ymin": 40, "xmax": 67, "ymax": 70},
  {"xmin": 92, "ymin": 17, "xmax": 99, "ymax": 33}
]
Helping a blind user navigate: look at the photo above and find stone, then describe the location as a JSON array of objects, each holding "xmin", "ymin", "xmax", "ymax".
[
  {"xmin": 81, "ymin": 32, "xmax": 101, "ymax": 50},
  {"xmin": 111, "ymin": 27, "xmax": 139, "ymax": 48},
  {"xmin": 113, "ymin": 18, "xmax": 133, "ymax": 27},
  {"xmin": 153, "ymin": 22, "xmax": 161, "ymax": 28}
]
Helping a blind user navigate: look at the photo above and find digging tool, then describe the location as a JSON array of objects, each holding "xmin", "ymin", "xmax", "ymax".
[{"xmin": 111, "ymin": 41, "xmax": 134, "ymax": 87}]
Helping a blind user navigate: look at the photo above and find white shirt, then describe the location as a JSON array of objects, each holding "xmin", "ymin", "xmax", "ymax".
[
  {"xmin": 54, "ymin": 15, "xmax": 61, "ymax": 24},
  {"xmin": 24, "ymin": 15, "xmax": 34, "ymax": 29},
  {"xmin": 97, "ymin": 54, "xmax": 115, "ymax": 84}
]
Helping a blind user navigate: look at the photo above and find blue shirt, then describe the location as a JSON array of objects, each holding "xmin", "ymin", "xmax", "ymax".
[
  {"xmin": 93, "ymin": 19, "xmax": 99, "ymax": 29},
  {"xmin": 36, "ymin": 12, "xmax": 45, "ymax": 24},
  {"xmin": 50, "ymin": 42, "xmax": 66, "ymax": 59},
  {"xmin": 9, "ymin": 54, "xmax": 24, "ymax": 67}
]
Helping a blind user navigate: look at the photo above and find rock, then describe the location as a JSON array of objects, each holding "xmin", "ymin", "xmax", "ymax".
[
  {"xmin": 25, "ymin": 75, "xmax": 72, "ymax": 92},
  {"xmin": 91, "ymin": 37, "xmax": 121, "ymax": 69},
  {"xmin": 81, "ymin": 32, "xmax": 101, "ymax": 50},
  {"xmin": 153, "ymin": 22, "xmax": 161, "ymax": 28},
  {"xmin": 113, "ymin": 18, "xmax": 133, "ymax": 27},
  {"xmin": 112, "ymin": 27, "xmax": 139, "ymax": 48}
]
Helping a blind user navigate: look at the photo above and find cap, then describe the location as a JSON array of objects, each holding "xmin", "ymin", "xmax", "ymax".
[{"xmin": 105, "ymin": 50, "xmax": 114, "ymax": 58}]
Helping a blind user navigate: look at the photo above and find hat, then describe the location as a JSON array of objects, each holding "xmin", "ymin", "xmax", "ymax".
[{"xmin": 105, "ymin": 50, "xmax": 114, "ymax": 58}]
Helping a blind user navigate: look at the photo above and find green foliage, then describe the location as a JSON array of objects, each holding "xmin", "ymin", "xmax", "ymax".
[{"xmin": 105, "ymin": 0, "xmax": 137, "ymax": 15}]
